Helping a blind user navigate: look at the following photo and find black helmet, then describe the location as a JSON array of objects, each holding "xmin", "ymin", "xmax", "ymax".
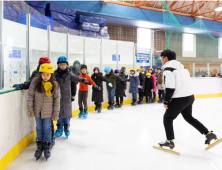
[{"xmin": 80, "ymin": 64, "xmax": 87, "ymax": 70}]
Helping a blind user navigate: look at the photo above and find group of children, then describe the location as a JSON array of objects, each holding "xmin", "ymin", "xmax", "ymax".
[
  {"xmin": 110, "ymin": 67, "xmax": 165, "ymax": 107},
  {"xmin": 23, "ymin": 55, "xmax": 165, "ymax": 161}
]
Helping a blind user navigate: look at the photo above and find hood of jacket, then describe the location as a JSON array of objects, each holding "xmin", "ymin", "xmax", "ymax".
[{"xmin": 162, "ymin": 60, "xmax": 184, "ymax": 70}]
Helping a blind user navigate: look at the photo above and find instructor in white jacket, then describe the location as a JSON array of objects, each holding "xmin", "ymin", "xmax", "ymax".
[{"xmin": 158, "ymin": 50, "xmax": 217, "ymax": 149}]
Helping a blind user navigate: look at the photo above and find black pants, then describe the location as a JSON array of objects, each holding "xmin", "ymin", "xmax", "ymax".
[
  {"xmin": 116, "ymin": 96, "xmax": 123, "ymax": 104},
  {"xmin": 158, "ymin": 90, "xmax": 165, "ymax": 99},
  {"xmin": 145, "ymin": 92, "xmax": 152, "ymax": 101},
  {"xmin": 95, "ymin": 102, "xmax": 102, "ymax": 108},
  {"xmin": 139, "ymin": 92, "xmax": 144, "ymax": 100},
  {"xmin": 164, "ymin": 95, "xmax": 208, "ymax": 140},
  {"xmin": 152, "ymin": 92, "xmax": 156, "ymax": 99}
]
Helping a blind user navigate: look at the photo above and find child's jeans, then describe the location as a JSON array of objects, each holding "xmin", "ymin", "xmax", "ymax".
[
  {"xmin": 107, "ymin": 89, "xmax": 115, "ymax": 103},
  {"xmin": 57, "ymin": 118, "xmax": 70, "ymax": 125},
  {"xmin": 35, "ymin": 116, "xmax": 52, "ymax": 142},
  {"xmin": 132, "ymin": 93, "xmax": 137, "ymax": 100}
]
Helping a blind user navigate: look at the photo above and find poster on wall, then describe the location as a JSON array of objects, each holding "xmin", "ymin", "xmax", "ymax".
[
  {"xmin": 136, "ymin": 53, "xmax": 149, "ymax": 63},
  {"xmin": 9, "ymin": 50, "xmax": 21, "ymax": 59},
  {"xmin": 112, "ymin": 54, "xmax": 120, "ymax": 61}
]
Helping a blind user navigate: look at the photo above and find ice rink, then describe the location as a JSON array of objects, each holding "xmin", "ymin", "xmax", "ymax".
[{"xmin": 7, "ymin": 97, "xmax": 222, "ymax": 170}]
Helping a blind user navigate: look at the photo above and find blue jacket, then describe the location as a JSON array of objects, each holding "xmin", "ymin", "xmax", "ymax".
[{"xmin": 128, "ymin": 73, "xmax": 140, "ymax": 93}]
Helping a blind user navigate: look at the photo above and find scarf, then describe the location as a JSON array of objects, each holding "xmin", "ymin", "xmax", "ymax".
[
  {"xmin": 57, "ymin": 68, "xmax": 68, "ymax": 78},
  {"xmin": 42, "ymin": 81, "xmax": 53, "ymax": 97}
]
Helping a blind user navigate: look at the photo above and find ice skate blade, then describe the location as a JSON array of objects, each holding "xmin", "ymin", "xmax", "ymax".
[
  {"xmin": 205, "ymin": 138, "xmax": 222, "ymax": 151},
  {"xmin": 153, "ymin": 146, "xmax": 180, "ymax": 156}
]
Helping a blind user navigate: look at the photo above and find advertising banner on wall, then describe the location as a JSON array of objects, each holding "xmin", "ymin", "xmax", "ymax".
[{"xmin": 136, "ymin": 53, "xmax": 149, "ymax": 63}]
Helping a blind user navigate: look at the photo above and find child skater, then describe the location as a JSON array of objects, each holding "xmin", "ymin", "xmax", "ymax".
[
  {"xmin": 78, "ymin": 64, "xmax": 100, "ymax": 118},
  {"xmin": 156, "ymin": 67, "xmax": 165, "ymax": 103},
  {"xmin": 144, "ymin": 73, "xmax": 154, "ymax": 103},
  {"xmin": 27, "ymin": 64, "xmax": 60, "ymax": 161},
  {"xmin": 104, "ymin": 67, "xmax": 123, "ymax": 110},
  {"xmin": 114, "ymin": 69, "xmax": 125, "ymax": 108},
  {"xmin": 137, "ymin": 68, "xmax": 145, "ymax": 104},
  {"xmin": 54, "ymin": 56, "xmax": 89, "ymax": 138},
  {"xmin": 127, "ymin": 68, "xmax": 140, "ymax": 106},
  {"xmin": 148, "ymin": 67, "xmax": 157, "ymax": 103},
  {"xmin": 91, "ymin": 67, "xmax": 112, "ymax": 113}
]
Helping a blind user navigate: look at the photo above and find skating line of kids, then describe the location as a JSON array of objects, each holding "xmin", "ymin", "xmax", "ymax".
[{"xmin": 13, "ymin": 50, "xmax": 221, "ymax": 160}]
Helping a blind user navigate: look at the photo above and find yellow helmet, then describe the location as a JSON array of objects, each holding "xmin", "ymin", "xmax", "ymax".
[
  {"xmin": 146, "ymin": 73, "xmax": 151, "ymax": 76},
  {"xmin": 137, "ymin": 68, "xmax": 142, "ymax": 71},
  {"xmin": 148, "ymin": 67, "xmax": 153, "ymax": 71},
  {"xmin": 130, "ymin": 68, "xmax": 136, "ymax": 72},
  {"xmin": 39, "ymin": 64, "xmax": 54, "ymax": 74}
]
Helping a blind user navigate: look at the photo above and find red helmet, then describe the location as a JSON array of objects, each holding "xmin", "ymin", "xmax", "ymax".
[{"xmin": 39, "ymin": 57, "xmax": 51, "ymax": 64}]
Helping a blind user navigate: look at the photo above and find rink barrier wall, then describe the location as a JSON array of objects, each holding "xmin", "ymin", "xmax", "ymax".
[{"xmin": 1, "ymin": 78, "xmax": 222, "ymax": 169}]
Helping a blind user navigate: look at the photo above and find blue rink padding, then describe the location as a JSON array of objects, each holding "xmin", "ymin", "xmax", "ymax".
[
  {"xmin": 34, "ymin": 7, "xmax": 46, "ymax": 15},
  {"xmin": 98, "ymin": 33, "xmax": 110, "ymax": 39},
  {"xmin": 46, "ymin": 11, "xmax": 77, "ymax": 22},
  {"xmin": 54, "ymin": 20, "xmax": 79, "ymax": 30},
  {"xmin": 80, "ymin": 22, "xmax": 100, "ymax": 32},
  {"xmin": 79, "ymin": 15, "xmax": 106, "ymax": 27},
  {"xmin": 79, "ymin": 30, "xmax": 98, "ymax": 38},
  {"xmin": 46, "ymin": 3, "xmax": 76, "ymax": 17},
  {"xmin": 100, "ymin": 26, "xmax": 108, "ymax": 35},
  {"xmin": 25, "ymin": 1, "xmax": 46, "ymax": 8},
  {"xmin": 18, "ymin": 12, "xmax": 54, "ymax": 30}
]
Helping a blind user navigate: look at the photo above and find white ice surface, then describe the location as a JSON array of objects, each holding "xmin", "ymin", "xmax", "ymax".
[{"xmin": 7, "ymin": 98, "xmax": 222, "ymax": 170}]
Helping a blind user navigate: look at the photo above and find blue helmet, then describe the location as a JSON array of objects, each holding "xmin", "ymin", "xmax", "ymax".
[
  {"xmin": 57, "ymin": 56, "xmax": 68, "ymax": 64},
  {"xmin": 114, "ymin": 69, "xmax": 120, "ymax": 74},
  {"xmin": 104, "ymin": 66, "xmax": 111, "ymax": 73},
  {"xmin": 93, "ymin": 67, "xmax": 100, "ymax": 72},
  {"xmin": 157, "ymin": 67, "xmax": 162, "ymax": 71}
]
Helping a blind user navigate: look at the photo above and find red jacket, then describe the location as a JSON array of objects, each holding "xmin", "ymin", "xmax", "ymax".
[{"xmin": 79, "ymin": 74, "xmax": 96, "ymax": 91}]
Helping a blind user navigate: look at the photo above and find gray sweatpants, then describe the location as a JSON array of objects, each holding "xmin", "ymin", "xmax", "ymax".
[{"xmin": 78, "ymin": 91, "xmax": 88, "ymax": 110}]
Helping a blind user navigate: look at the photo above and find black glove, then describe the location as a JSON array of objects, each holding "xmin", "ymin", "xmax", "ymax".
[
  {"xmin": 83, "ymin": 80, "xmax": 91, "ymax": 85},
  {"xmin": 13, "ymin": 84, "xmax": 23, "ymax": 90},
  {"xmin": 94, "ymin": 85, "xmax": 101, "ymax": 91}
]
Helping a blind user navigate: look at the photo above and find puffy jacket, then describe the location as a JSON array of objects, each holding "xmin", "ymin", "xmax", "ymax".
[
  {"xmin": 91, "ymin": 72, "xmax": 109, "ymax": 102},
  {"xmin": 157, "ymin": 73, "xmax": 165, "ymax": 90},
  {"xmin": 162, "ymin": 60, "xmax": 193, "ymax": 104},
  {"xmin": 105, "ymin": 71, "xmax": 123, "ymax": 89},
  {"xmin": 144, "ymin": 77, "xmax": 154, "ymax": 96},
  {"xmin": 27, "ymin": 77, "xmax": 60, "ymax": 119},
  {"xmin": 138, "ymin": 73, "xmax": 145, "ymax": 92},
  {"xmin": 151, "ymin": 73, "xmax": 157, "ymax": 92},
  {"xmin": 128, "ymin": 72, "xmax": 140, "ymax": 93},
  {"xmin": 79, "ymin": 74, "xmax": 96, "ymax": 91},
  {"xmin": 54, "ymin": 68, "xmax": 86, "ymax": 118}
]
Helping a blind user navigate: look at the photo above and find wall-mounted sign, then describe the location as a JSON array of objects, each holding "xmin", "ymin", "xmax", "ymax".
[
  {"xmin": 9, "ymin": 50, "xmax": 21, "ymax": 59},
  {"xmin": 136, "ymin": 53, "xmax": 149, "ymax": 63},
  {"xmin": 112, "ymin": 54, "xmax": 120, "ymax": 61}
]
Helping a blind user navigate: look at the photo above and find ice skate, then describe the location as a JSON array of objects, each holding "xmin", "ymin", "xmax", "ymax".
[
  {"xmin": 78, "ymin": 109, "xmax": 84, "ymax": 118},
  {"xmin": 54, "ymin": 124, "xmax": 63, "ymax": 138},
  {"xmin": 119, "ymin": 101, "xmax": 123, "ymax": 108},
  {"xmin": 107, "ymin": 102, "xmax": 111, "ymax": 110},
  {"xmin": 64, "ymin": 124, "xmax": 70, "ymax": 138},
  {"xmin": 83, "ymin": 109, "xmax": 88, "ymax": 119},
  {"xmin": 111, "ymin": 102, "xmax": 114, "ymax": 110},
  {"xmin": 205, "ymin": 131, "xmax": 222, "ymax": 150},
  {"xmin": 44, "ymin": 142, "xmax": 51, "ymax": 161},
  {"xmin": 153, "ymin": 140, "xmax": 180, "ymax": 155},
  {"xmin": 34, "ymin": 141, "xmax": 44, "ymax": 161}
]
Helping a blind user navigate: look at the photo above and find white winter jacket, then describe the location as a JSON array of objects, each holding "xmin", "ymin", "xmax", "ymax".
[{"xmin": 162, "ymin": 60, "xmax": 193, "ymax": 99}]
